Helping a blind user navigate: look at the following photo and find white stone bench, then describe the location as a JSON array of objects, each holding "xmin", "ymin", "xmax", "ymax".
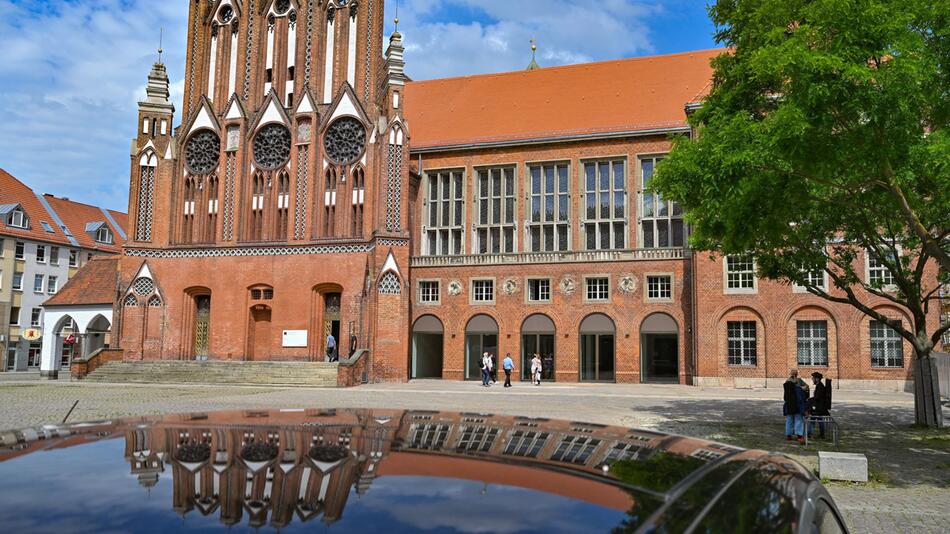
[{"xmin": 819, "ymin": 451, "xmax": 868, "ymax": 482}]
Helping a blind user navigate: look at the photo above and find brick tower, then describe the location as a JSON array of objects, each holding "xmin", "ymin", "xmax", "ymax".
[{"xmin": 118, "ymin": 0, "xmax": 410, "ymax": 381}]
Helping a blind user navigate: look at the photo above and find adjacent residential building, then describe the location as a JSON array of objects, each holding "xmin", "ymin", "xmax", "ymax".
[{"xmin": 0, "ymin": 169, "xmax": 127, "ymax": 372}]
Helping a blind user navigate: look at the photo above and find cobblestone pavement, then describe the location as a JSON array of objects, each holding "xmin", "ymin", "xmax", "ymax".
[{"xmin": 0, "ymin": 379, "xmax": 947, "ymax": 533}]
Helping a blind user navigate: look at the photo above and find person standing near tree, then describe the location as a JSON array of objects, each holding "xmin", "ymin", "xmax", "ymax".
[
  {"xmin": 808, "ymin": 372, "xmax": 831, "ymax": 439},
  {"xmin": 784, "ymin": 371, "xmax": 806, "ymax": 443}
]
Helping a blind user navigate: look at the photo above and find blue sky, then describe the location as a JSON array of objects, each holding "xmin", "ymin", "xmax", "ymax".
[{"xmin": 0, "ymin": 1, "xmax": 717, "ymax": 211}]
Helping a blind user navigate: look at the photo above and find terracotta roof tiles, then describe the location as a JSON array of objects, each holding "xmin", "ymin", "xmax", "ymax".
[
  {"xmin": 404, "ymin": 48, "xmax": 724, "ymax": 150},
  {"xmin": 0, "ymin": 169, "xmax": 72, "ymax": 245},
  {"xmin": 42, "ymin": 195, "xmax": 126, "ymax": 253},
  {"xmin": 42, "ymin": 256, "xmax": 120, "ymax": 307}
]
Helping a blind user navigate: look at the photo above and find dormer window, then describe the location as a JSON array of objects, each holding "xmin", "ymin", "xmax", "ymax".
[
  {"xmin": 2, "ymin": 205, "xmax": 28, "ymax": 229},
  {"xmin": 96, "ymin": 227, "xmax": 114, "ymax": 244}
]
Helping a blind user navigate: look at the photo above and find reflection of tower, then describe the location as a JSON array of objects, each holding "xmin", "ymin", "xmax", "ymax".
[{"xmin": 125, "ymin": 428, "xmax": 166, "ymax": 490}]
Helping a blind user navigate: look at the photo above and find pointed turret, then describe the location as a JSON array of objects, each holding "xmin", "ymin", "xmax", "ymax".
[
  {"xmin": 136, "ymin": 50, "xmax": 176, "ymax": 146},
  {"xmin": 384, "ymin": 19, "xmax": 407, "ymax": 87}
]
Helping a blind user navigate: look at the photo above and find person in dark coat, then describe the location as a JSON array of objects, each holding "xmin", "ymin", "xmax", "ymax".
[
  {"xmin": 808, "ymin": 372, "xmax": 831, "ymax": 439},
  {"xmin": 783, "ymin": 373, "xmax": 806, "ymax": 443}
]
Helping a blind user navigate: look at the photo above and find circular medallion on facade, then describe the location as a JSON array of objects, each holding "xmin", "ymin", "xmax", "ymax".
[
  {"xmin": 447, "ymin": 280, "xmax": 463, "ymax": 296},
  {"xmin": 219, "ymin": 5, "xmax": 234, "ymax": 23},
  {"xmin": 559, "ymin": 275, "xmax": 577, "ymax": 296},
  {"xmin": 252, "ymin": 123, "xmax": 292, "ymax": 170},
  {"xmin": 324, "ymin": 117, "xmax": 367, "ymax": 165},
  {"xmin": 184, "ymin": 130, "xmax": 221, "ymax": 175},
  {"xmin": 618, "ymin": 275, "xmax": 638, "ymax": 295},
  {"xmin": 503, "ymin": 278, "xmax": 519, "ymax": 296},
  {"xmin": 274, "ymin": 0, "xmax": 291, "ymax": 15}
]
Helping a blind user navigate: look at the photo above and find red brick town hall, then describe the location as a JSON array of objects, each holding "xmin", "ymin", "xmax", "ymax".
[{"xmin": 38, "ymin": 0, "xmax": 939, "ymax": 390}]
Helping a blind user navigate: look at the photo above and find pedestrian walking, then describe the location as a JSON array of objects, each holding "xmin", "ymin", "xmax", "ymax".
[
  {"xmin": 502, "ymin": 353, "xmax": 514, "ymax": 388},
  {"xmin": 326, "ymin": 334, "xmax": 337, "ymax": 362},
  {"xmin": 490, "ymin": 353, "xmax": 498, "ymax": 384},
  {"xmin": 808, "ymin": 372, "xmax": 831, "ymax": 439},
  {"xmin": 530, "ymin": 353, "xmax": 543, "ymax": 386},
  {"xmin": 783, "ymin": 370, "xmax": 806, "ymax": 443},
  {"xmin": 480, "ymin": 352, "xmax": 491, "ymax": 387}
]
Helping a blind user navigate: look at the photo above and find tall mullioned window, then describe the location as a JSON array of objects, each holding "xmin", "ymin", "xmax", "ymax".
[
  {"xmin": 796, "ymin": 321, "xmax": 829, "ymax": 366},
  {"xmin": 727, "ymin": 321, "xmax": 757, "ymax": 366},
  {"xmin": 870, "ymin": 321, "xmax": 903, "ymax": 368},
  {"xmin": 528, "ymin": 163, "xmax": 570, "ymax": 252},
  {"xmin": 583, "ymin": 160, "xmax": 626, "ymax": 250},
  {"xmin": 425, "ymin": 170, "xmax": 464, "ymax": 256},
  {"xmin": 640, "ymin": 156, "xmax": 686, "ymax": 248},
  {"xmin": 475, "ymin": 167, "xmax": 516, "ymax": 254}
]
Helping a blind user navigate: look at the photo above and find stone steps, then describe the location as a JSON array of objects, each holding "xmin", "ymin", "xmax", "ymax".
[{"xmin": 84, "ymin": 361, "xmax": 340, "ymax": 388}]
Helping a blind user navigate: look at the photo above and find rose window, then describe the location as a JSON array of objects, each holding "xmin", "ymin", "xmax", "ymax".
[
  {"xmin": 253, "ymin": 124, "xmax": 292, "ymax": 170},
  {"xmin": 219, "ymin": 5, "xmax": 234, "ymax": 23},
  {"xmin": 324, "ymin": 117, "xmax": 366, "ymax": 165},
  {"xmin": 185, "ymin": 130, "xmax": 221, "ymax": 175},
  {"xmin": 274, "ymin": 0, "xmax": 291, "ymax": 14}
]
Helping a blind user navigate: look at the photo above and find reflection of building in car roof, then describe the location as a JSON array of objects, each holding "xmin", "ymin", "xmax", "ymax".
[{"xmin": 0, "ymin": 408, "xmax": 846, "ymax": 532}]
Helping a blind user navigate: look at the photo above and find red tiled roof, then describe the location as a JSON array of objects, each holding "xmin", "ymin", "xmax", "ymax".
[
  {"xmin": 0, "ymin": 168, "xmax": 72, "ymax": 245},
  {"xmin": 43, "ymin": 256, "xmax": 119, "ymax": 307},
  {"xmin": 0, "ymin": 168, "xmax": 128, "ymax": 252},
  {"xmin": 404, "ymin": 48, "xmax": 723, "ymax": 150},
  {"xmin": 43, "ymin": 195, "xmax": 127, "ymax": 253}
]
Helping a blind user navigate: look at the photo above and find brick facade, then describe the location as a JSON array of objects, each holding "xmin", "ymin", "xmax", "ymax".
[{"xmin": 112, "ymin": 1, "xmax": 938, "ymax": 388}]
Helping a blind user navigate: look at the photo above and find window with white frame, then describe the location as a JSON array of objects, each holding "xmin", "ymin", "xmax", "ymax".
[
  {"xmin": 528, "ymin": 163, "xmax": 570, "ymax": 252},
  {"xmin": 583, "ymin": 160, "xmax": 627, "ymax": 250},
  {"xmin": 475, "ymin": 167, "xmax": 516, "ymax": 254},
  {"xmin": 647, "ymin": 275, "xmax": 673, "ymax": 301},
  {"xmin": 8, "ymin": 208, "xmax": 28, "ymax": 229},
  {"xmin": 585, "ymin": 277, "xmax": 610, "ymax": 301},
  {"xmin": 0, "ymin": 269, "xmax": 2, "ymax": 291},
  {"xmin": 527, "ymin": 278, "xmax": 551, "ymax": 302},
  {"xmin": 868, "ymin": 251, "xmax": 896, "ymax": 287},
  {"xmin": 425, "ymin": 170, "xmax": 464, "ymax": 256},
  {"xmin": 47, "ymin": 275, "xmax": 58, "ymax": 294},
  {"xmin": 472, "ymin": 279, "xmax": 495, "ymax": 303},
  {"xmin": 30, "ymin": 308, "xmax": 41, "ymax": 328},
  {"xmin": 50, "ymin": 246, "xmax": 60, "ymax": 265},
  {"xmin": 0, "ymin": 237, "xmax": 4, "ymax": 256},
  {"xmin": 9, "ymin": 306, "xmax": 20, "ymax": 326},
  {"xmin": 33, "ymin": 274, "xmax": 44, "ymax": 293},
  {"xmin": 96, "ymin": 227, "xmax": 114, "ymax": 244},
  {"xmin": 27, "ymin": 342, "xmax": 41, "ymax": 368},
  {"xmin": 419, "ymin": 281, "xmax": 440, "ymax": 304},
  {"xmin": 36, "ymin": 245, "xmax": 46, "ymax": 263},
  {"xmin": 14, "ymin": 241, "xmax": 24, "ymax": 260},
  {"xmin": 640, "ymin": 156, "xmax": 686, "ymax": 248},
  {"xmin": 795, "ymin": 266, "xmax": 826, "ymax": 291},
  {"xmin": 68, "ymin": 249, "xmax": 79, "ymax": 267},
  {"xmin": 725, "ymin": 256, "xmax": 756, "ymax": 291},
  {"xmin": 870, "ymin": 320, "xmax": 903, "ymax": 368},
  {"xmin": 796, "ymin": 320, "xmax": 828, "ymax": 366},
  {"xmin": 12, "ymin": 272, "xmax": 23, "ymax": 291},
  {"xmin": 727, "ymin": 321, "xmax": 757, "ymax": 366}
]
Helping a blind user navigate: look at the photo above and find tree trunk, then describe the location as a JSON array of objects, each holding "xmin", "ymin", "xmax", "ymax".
[{"xmin": 913, "ymin": 351, "xmax": 944, "ymax": 428}]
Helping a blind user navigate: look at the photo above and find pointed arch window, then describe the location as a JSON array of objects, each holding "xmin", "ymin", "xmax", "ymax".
[
  {"xmin": 182, "ymin": 178, "xmax": 196, "ymax": 244},
  {"xmin": 206, "ymin": 175, "xmax": 219, "ymax": 243},
  {"xmin": 136, "ymin": 150, "xmax": 157, "ymax": 242},
  {"xmin": 352, "ymin": 166, "xmax": 364, "ymax": 236},
  {"xmin": 251, "ymin": 173, "xmax": 266, "ymax": 241},
  {"xmin": 276, "ymin": 172, "xmax": 290, "ymax": 240},
  {"xmin": 324, "ymin": 168, "xmax": 337, "ymax": 237},
  {"xmin": 379, "ymin": 272, "xmax": 402, "ymax": 295}
]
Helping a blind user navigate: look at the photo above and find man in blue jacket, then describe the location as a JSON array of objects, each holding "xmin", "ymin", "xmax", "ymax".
[{"xmin": 783, "ymin": 370, "xmax": 807, "ymax": 443}]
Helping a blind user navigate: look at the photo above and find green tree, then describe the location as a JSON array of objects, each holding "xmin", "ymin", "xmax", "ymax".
[{"xmin": 654, "ymin": 0, "xmax": 950, "ymax": 427}]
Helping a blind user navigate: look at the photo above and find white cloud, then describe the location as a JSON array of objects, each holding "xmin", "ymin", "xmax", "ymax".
[{"xmin": 0, "ymin": 0, "xmax": 676, "ymax": 211}]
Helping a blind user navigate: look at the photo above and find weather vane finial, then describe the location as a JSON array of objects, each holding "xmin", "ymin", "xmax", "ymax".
[
  {"xmin": 527, "ymin": 38, "xmax": 541, "ymax": 70},
  {"xmin": 158, "ymin": 27, "xmax": 164, "ymax": 63},
  {"xmin": 394, "ymin": 0, "xmax": 400, "ymax": 32}
]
